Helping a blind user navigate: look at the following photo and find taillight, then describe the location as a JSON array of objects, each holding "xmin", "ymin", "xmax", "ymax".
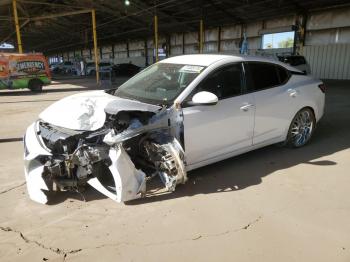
[{"xmin": 318, "ymin": 83, "xmax": 326, "ymax": 93}]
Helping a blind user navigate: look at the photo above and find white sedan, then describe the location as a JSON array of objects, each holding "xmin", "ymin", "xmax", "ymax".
[{"xmin": 23, "ymin": 54, "xmax": 325, "ymax": 204}]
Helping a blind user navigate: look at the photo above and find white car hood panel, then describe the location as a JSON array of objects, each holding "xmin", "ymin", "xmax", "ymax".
[
  {"xmin": 39, "ymin": 91, "xmax": 115, "ymax": 131},
  {"xmin": 39, "ymin": 91, "xmax": 160, "ymax": 131}
]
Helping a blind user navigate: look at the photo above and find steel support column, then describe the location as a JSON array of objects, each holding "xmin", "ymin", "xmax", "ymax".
[
  {"xmin": 199, "ymin": 19, "xmax": 204, "ymax": 53},
  {"xmin": 182, "ymin": 32, "xmax": 185, "ymax": 54},
  {"xmin": 154, "ymin": 15, "xmax": 159, "ymax": 62},
  {"xmin": 91, "ymin": 9, "xmax": 99, "ymax": 83},
  {"xmin": 12, "ymin": 0, "xmax": 23, "ymax": 53},
  {"xmin": 218, "ymin": 26, "xmax": 221, "ymax": 52}
]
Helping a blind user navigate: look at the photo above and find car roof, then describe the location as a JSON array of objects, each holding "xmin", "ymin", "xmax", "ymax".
[
  {"xmin": 160, "ymin": 54, "xmax": 233, "ymax": 66},
  {"xmin": 159, "ymin": 54, "xmax": 301, "ymax": 71}
]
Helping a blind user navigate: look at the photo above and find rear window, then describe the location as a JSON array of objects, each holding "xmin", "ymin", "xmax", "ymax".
[
  {"xmin": 246, "ymin": 62, "xmax": 289, "ymax": 91},
  {"xmin": 247, "ymin": 62, "xmax": 280, "ymax": 91}
]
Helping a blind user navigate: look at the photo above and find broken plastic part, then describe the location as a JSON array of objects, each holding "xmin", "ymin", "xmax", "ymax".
[
  {"xmin": 103, "ymin": 108, "xmax": 169, "ymax": 146},
  {"xmin": 104, "ymin": 97, "xmax": 161, "ymax": 115},
  {"xmin": 24, "ymin": 122, "xmax": 52, "ymax": 204},
  {"xmin": 144, "ymin": 137, "xmax": 187, "ymax": 192},
  {"xmin": 24, "ymin": 162, "xmax": 48, "ymax": 204},
  {"xmin": 88, "ymin": 146, "xmax": 146, "ymax": 202},
  {"xmin": 161, "ymin": 138, "xmax": 187, "ymax": 188},
  {"xmin": 159, "ymin": 171, "xmax": 177, "ymax": 192}
]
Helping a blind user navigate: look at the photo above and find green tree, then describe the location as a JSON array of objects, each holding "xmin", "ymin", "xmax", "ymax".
[{"xmin": 278, "ymin": 37, "xmax": 294, "ymax": 48}]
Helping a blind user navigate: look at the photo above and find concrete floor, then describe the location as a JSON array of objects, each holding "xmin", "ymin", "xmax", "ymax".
[{"xmin": 0, "ymin": 79, "xmax": 349, "ymax": 262}]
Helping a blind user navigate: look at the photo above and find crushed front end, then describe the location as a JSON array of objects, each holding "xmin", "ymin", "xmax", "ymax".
[{"xmin": 23, "ymin": 101, "xmax": 187, "ymax": 204}]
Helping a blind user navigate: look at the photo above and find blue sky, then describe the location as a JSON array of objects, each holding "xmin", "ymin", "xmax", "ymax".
[{"xmin": 262, "ymin": 31, "xmax": 294, "ymax": 49}]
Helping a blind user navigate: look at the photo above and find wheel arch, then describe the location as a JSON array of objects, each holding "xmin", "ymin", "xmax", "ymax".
[
  {"xmin": 28, "ymin": 78, "xmax": 44, "ymax": 92},
  {"xmin": 28, "ymin": 78, "xmax": 44, "ymax": 85},
  {"xmin": 302, "ymin": 106, "xmax": 316, "ymax": 119}
]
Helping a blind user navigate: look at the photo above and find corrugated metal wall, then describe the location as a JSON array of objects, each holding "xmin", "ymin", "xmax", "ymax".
[
  {"xmin": 303, "ymin": 44, "xmax": 350, "ymax": 80},
  {"xmin": 54, "ymin": 6, "xmax": 350, "ymax": 79}
]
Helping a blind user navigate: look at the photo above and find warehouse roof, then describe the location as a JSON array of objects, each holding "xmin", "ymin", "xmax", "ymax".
[{"xmin": 0, "ymin": 0, "xmax": 349, "ymax": 54}]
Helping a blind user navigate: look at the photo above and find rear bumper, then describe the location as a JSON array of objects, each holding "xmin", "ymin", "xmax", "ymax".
[{"xmin": 315, "ymin": 91, "xmax": 325, "ymax": 122}]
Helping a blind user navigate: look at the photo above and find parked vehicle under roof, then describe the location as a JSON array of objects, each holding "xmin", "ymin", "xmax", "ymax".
[{"xmin": 23, "ymin": 54, "xmax": 325, "ymax": 204}]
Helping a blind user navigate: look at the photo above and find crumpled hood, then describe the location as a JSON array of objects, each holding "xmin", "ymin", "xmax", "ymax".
[{"xmin": 39, "ymin": 90, "xmax": 161, "ymax": 131}]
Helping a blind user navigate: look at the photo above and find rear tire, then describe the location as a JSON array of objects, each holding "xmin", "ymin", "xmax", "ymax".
[
  {"xmin": 286, "ymin": 108, "xmax": 316, "ymax": 148},
  {"xmin": 28, "ymin": 79, "xmax": 43, "ymax": 92}
]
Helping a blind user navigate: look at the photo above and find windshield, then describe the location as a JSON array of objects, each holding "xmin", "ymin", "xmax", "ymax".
[{"xmin": 115, "ymin": 63, "xmax": 205, "ymax": 105}]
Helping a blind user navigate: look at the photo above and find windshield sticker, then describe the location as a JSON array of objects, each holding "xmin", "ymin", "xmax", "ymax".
[{"xmin": 179, "ymin": 65, "xmax": 204, "ymax": 73}]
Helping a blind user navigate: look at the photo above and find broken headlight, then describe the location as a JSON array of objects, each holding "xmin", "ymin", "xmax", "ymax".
[{"xmin": 38, "ymin": 121, "xmax": 82, "ymax": 154}]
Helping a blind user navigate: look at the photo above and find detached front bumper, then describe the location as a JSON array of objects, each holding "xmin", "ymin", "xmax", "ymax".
[
  {"xmin": 24, "ymin": 122, "xmax": 52, "ymax": 204},
  {"xmin": 23, "ymin": 122, "xmax": 148, "ymax": 204}
]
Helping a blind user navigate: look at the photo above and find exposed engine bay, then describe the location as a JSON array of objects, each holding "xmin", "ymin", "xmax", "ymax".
[{"xmin": 23, "ymin": 91, "xmax": 187, "ymax": 204}]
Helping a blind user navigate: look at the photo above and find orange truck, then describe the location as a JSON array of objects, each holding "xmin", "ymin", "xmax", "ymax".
[{"xmin": 0, "ymin": 53, "xmax": 51, "ymax": 92}]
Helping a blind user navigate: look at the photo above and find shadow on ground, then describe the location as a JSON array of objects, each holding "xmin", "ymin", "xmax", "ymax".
[{"xmin": 45, "ymin": 187, "xmax": 106, "ymax": 205}]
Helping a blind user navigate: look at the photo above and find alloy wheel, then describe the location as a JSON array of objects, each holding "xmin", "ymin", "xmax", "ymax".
[{"xmin": 289, "ymin": 109, "xmax": 314, "ymax": 147}]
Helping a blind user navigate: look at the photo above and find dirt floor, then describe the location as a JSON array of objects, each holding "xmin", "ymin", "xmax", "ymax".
[{"xmin": 0, "ymin": 78, "xmax": 349, "ymax": 262}]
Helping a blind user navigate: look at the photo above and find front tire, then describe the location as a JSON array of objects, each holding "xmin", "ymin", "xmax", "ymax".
[{"xmin": 286, "ymin": 108, "xmax": 316, "ymax": 148}]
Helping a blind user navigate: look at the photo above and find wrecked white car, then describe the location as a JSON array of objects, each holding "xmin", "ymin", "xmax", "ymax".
[{"xmin": 24, "ymin": 54, "xmax": 325, "ymax": 204}]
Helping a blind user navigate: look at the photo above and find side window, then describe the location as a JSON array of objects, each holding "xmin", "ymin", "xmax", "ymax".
[
  {"xmin": 247, "ymin": 62, "xmax": 281, "ymax": 91},
  {"xmin": 194, "ymin": 63, "xmax": 243, "ymax": 100}
]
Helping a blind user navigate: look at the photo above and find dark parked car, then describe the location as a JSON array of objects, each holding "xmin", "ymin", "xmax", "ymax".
[
  {"xmin": 277, "ymin": 55, "xmax": 311, "ymax": 74},
  {"xmin": 112, "ymin": 63, "xmax": 140, "ymax": 77}
]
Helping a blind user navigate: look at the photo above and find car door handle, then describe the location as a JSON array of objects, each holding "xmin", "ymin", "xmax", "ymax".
[
  {"xmin": 240, "ymin": 103, "xmax": 254, "ymax": 112},
  {"xmin": 288, "ymin": 88, "xmax": 298, "ymax": 97}
]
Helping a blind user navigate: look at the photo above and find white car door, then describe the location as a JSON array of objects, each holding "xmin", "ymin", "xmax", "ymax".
[
  {"xmin": 182, "ymin": 63, "xmax": 255, "ymax": 166},
  {"xmin": 244, "ymin": 62, "xmax": 298, "ymax": 145}
]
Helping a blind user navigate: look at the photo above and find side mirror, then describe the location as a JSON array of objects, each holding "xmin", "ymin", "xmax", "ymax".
[{"xmin": 191, "ymin": 91, "xmax": 218, "ymax": 106}]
